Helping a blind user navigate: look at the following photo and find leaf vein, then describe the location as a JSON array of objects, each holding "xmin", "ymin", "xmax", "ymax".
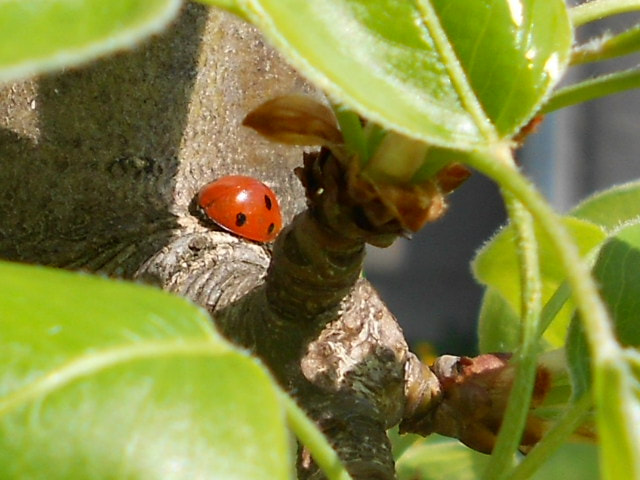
[{"xmin": 0, "ymin": 339, "xmax": 229, "ymax": 417}]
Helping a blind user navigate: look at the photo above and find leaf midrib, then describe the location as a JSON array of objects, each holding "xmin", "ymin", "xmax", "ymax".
[{"xmin": 415, "ymin": 0, "xmax": 498, "ymax": 143}]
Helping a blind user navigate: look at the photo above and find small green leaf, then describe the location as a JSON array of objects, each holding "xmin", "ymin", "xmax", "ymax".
[
  {"xmin": 567, "ymin": 221, "xmax": 640, "ymax": 394},
  {"xmin": 388, "ymin": 427, "xmax": 420, "ymax": 460},
  {"xmin": 194, "ymin": 0, "xmax": 247, "ymax": 19},
  {"xmin": 565, "ymin": 223, "xmax": 640, "ymax": 479},
  {"xmin": 477, "ymin": 287, "xmax": 521, "ymax": 352},
  {"xmin": 571, "ymin": 180, "xmax": 640, "ymax": 231},
  {"xmin": 0, "ymin": 0, "xmax": 181, "ymax": 83},
  {"xmin": 591, "ymin": 224, "xmax": 640, "ymax": 346},
  {"xmin": 566, "ymin": 317, "xmax": 591, "ymax": 398},
  {"xmin": 394, "ymin": 434, "xmax": 599, "ymax": 480},
  {"xmin": 528, "ymin": 443, "xmax": 599, "ymax": 480},
  {"xmin": 238, "ymin": 0, "xmax": 572, "ymax": 149},
  {"xmin": 0, "ymin": 261, "xmax": 291, "ymax": 479},
  {"xmin": 473, "ymin": 218, "xmax": 605, "ymax": 351},
  {"xmin": 595, "ymin": 355, "xmax": 640, "ymax": 480},
  {"xmin": 565, "ymin": 182, "xmax": 640, "ymax": 394},
  {"xmin": 395, "ymin": 435, "xmax": 490, "ymax": 480}
]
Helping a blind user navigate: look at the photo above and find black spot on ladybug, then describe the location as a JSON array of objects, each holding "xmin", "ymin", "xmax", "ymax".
[
  {"xmin": 264, "ymin": 195, "xmax": 272, "ymax": 210},
  {"xmin": 235, "ymin": 212, "xmax": 247, "ymax": 227},
  {"xmin": 267, "ymin": 223, "xmax": 275, "ymax": 234}
]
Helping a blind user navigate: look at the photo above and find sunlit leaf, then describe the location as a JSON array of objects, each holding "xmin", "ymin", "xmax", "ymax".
[
  {"xmin": 0, "ymin": 261, "xmax": 291, "ymax": 480},
  {"xmin": 0, "ymin": 0, "xmax": 181, "ymax": 83},
  {"xmin": 234, "ymin": 0, "xmax": 572, "ymax": 150},
  {"xmin": 571, "ymin": 180, "xmax": 640, "ymax": 231}
]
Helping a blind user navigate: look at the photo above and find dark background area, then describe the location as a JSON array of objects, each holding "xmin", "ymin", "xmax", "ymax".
[{"xmin": 365, "ymin": 174, "xmax": 505, "ymax": 355}]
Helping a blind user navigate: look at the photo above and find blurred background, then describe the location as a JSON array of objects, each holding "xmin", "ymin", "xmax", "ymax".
[{"xmin": 365, "ymin": 12, "xmax": 640, "ymax": 355}]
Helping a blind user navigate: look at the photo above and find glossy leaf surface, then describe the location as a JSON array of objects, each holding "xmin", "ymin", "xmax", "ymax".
[
  {"xmin": 0, "ymin": 0, "xmax": 181, "ymax": 83},
  {"xmin": 220, "ymin": 0, "xmax": 572, "ymax": 149},
  {"xmin": 0, "ymin": 262, "xmax": 291, "ymax": 479}
]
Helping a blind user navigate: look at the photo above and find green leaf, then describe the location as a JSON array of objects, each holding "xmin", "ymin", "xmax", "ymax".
[
  {"xmin": 477, "ymin": 287, "xmax": 521, "ymax": 352},
  {"xmin": 428, "ymin": 0, "xmax": 571, "ymax": 137},
  {"xmin": 0, "ymin": 261, "xmax": 291, "ymax": 480},
  {"xmin": 571, "ymin": 180, "xmax": 640, "ymax": 231},
  {"xmin": 473, "ymin": 217, "xmax": 605, "ymax": 351},
  {"xmin": 565, "ymin": 223, "xmax": 640, "ymax": 479},
  {"xmin": 595, "ymin": 354, "xmax": 640, "ymax": 480},
  {"xmin": 567, "ymin": 221, "xmax": 640, "ymax": 393},
  {"xmin": 388, "ymin": 427, "xmax": 420, "ymax": 460},
  {"xmin": 591, "ymin": 223, "xmax": 640, "ymax": 346},
  {"xmin": 528, "ymin": 443, "xmax": 599, "ymax": 480},
  {"xmin": 565, "ymin": 181, "xmax": 640, "ymax": 393},
  {"xmin": 395, "ymin": 435, "xmax": 490, "ymax": 480},
  {"xmin": 194, "ymin": 0, "xmax": 247, "ymax": 19},
  {"xmin": 394, "ymin": 434, "xmax": 599, "ymax": 480},
  {"xmin": 566, "ymin": 317, "xmax": 591, "ymax": 398},
  {"xmin": 0, "ymin": 0, "xmax": 181, "ymax": 83},
  {"xmin": 238, "ymin": 0, "xmax": 572, "ymax": 149}
]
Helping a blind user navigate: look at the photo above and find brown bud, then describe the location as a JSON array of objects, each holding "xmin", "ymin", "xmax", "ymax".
[
  {"xmin": 435, "ymin": 163, "xmax": 472, "ymax": 194},
  {"xmin": 400, "ymin": 353, "xmax": 555, "ymax": 454},
  {"xmin": 512, "ymin": 114, "xmax": 545, "ymax": 146},
  {"xmin": 243, "ymin": 95, "xmax": 343, "ymax": 146}
]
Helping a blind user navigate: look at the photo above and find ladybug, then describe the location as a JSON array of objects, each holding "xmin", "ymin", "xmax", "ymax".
[{"xmin": 197, "ymin": 175, "xmax": 283, "ymax": 242}]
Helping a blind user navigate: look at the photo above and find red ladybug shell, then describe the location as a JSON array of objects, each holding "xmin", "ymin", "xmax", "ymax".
[{"xmin": 197, "ymin": 175, "xmax": 283, "ymax": 242}]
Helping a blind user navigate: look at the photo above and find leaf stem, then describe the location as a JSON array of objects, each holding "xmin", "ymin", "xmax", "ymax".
[
  {"xmin": 509, "ymin": 393, "xmax": 593, "ymax": 480},
  {"xmin": 570, "ymin": 0, "xmax": 640, "ymax": 27},
  {"xmin": 466, "ymin": 146, "xmax": 625, "ymax": 478},
  {"xmin": 280, "ymin": 391, "xmax": 354, "ymax": 480},
  {"xmin": 571, "ymin": 24, "xmax": 640, "ymax": 65},
  {"xmin": 482, "ymin": 158, "xmax": 543, "ymax": 479},
  {"xmin": 537, "ymin": 248, "xmax": 600, "ymax": 338},
  {"xmin": 537, "ymin": 281, "xmax": 571, "ymax": 337},
  {"xmin": 541, "ymin": 68, "xmax": 640, "ymax": 113}
]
